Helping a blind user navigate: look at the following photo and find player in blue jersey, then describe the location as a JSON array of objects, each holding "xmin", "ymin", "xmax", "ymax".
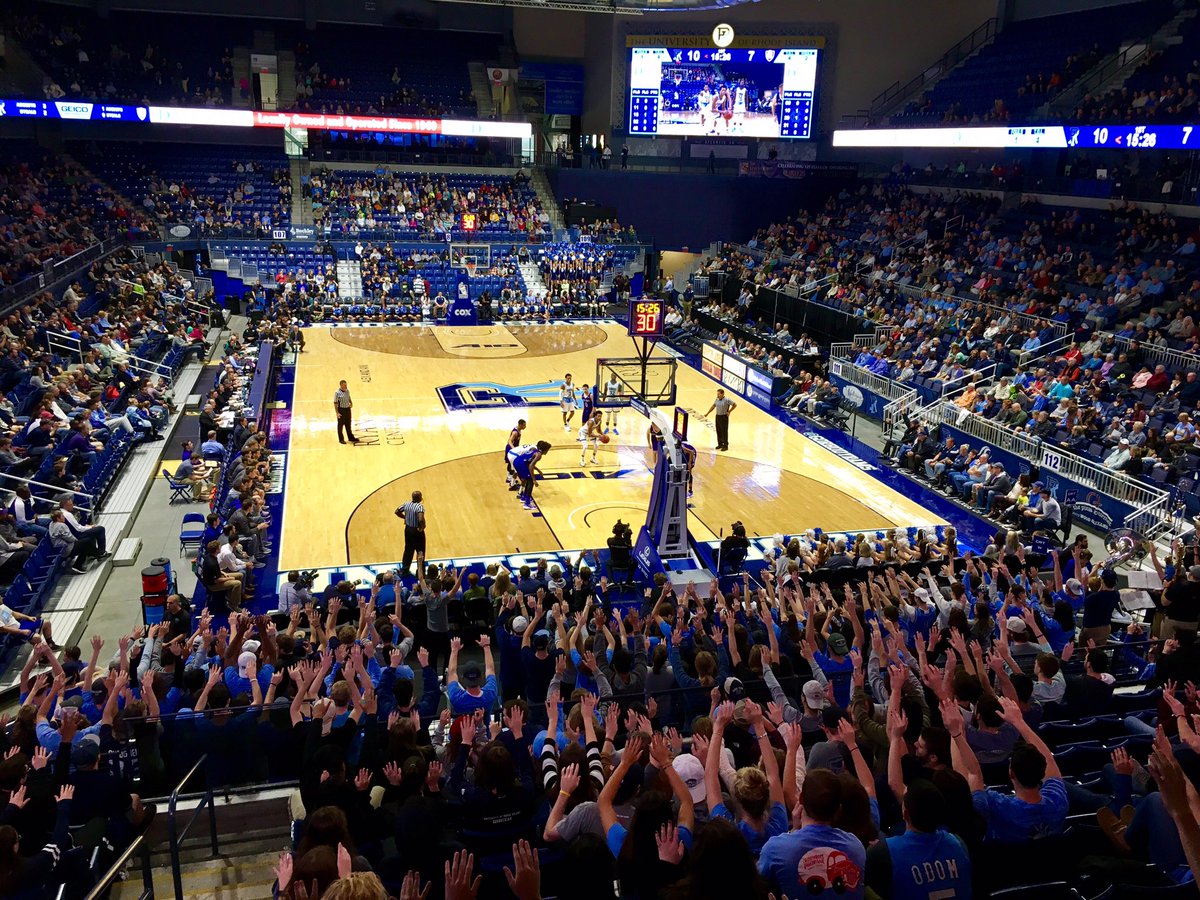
[
  {"xmin": 580, "ymin": 383, "xmax": 595, "ymax": 424},
  {"xmin": 509, "ymin": 440, "xmax": 553, "ymax": 510},
  {"xmin": 505, "ymin": 418, "xmax": 526, "ymax": 490},
  {"xmin": 559, "ymin": 373, "xmax": 577, "ymax": 432}
]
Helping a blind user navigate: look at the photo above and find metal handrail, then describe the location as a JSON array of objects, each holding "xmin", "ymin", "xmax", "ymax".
[
  {"xmin": 0, "ymin": 472, "xmax": 95, "ymax": 510},
  {"xmin": 167, "ymin": 754, "xmax": 218, "ymax": 900},
  {"xmin": 84, "ymin": 832, "xmax": 154, "ymax": 900},
  {"xmin": 870, "ymin": 17, "xmax": 1000, "ymax": 118}
]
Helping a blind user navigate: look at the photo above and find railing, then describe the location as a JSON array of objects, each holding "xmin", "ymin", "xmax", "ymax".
[
  {"xmin": 926, "ymin": 399, "xmax": 1172, "ymax": 521},
  {"xmin": 1125, "ymin": 492, "xmax": 1174, "ymax": 541},
  {"xmin": 0, "ymin": 472, "xmax": 95, "ymax": 512},
  {"xmin": 891, "ymin": 282, "xmax": 1069, "ymax": 337},
  {"xmin": 167, "ymin": 754, "xmax": 218, "ymax": 900},
  {"xmin": 45, "ymin": 329, "xmax": 83, "ymax": 364},
  {"xmin": 1019, "ymin": 331, "xmax": 1075, "ymax": 368},
  {"xmin": 940, "ymin": 363, "xmax": 996, "ymax": 399},
  {"xmin": 126, "ymin": 350, "xmax": 176, "ymax": 384},
  {"xmin": 869, "ymin": 18, "xmax": 999, "ymax": 119},
  {"xmin": 883, "ymin": 389, "xmax": 922, "ymax": 433},
  {"xmin": 0, "ymin": 235, "xmax": 128, "ymax": 317},
  {"xmin": 1106, "ymin": 334, "xmax": 1200, "ymax": 375},
  {"xmin": 829, "ymin": 359, "xmax": 920, "ymax": 403},
  {"xmin": 83, "ymin": 832, "xmax": 154, "ymax": 900}
]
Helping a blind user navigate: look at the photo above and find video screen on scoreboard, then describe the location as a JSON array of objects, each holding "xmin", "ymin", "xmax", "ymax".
[{"xmin": 628, "ymin": 46, "xmax": 819, "ymax": 139}]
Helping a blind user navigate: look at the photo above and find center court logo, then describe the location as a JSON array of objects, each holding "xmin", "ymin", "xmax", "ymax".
[{"xmin": 437, "ymin": 380, "xmax": 564, "ymax": 411}]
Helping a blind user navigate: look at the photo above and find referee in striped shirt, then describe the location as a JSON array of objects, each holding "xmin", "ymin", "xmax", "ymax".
[{"xmin": 396, "ymin": 490, "xmax": 426, "ymax": 576}]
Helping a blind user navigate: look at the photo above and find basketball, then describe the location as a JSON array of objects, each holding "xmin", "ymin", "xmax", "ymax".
[{"xmin": 600, "ymin": 434, "xmax": 611, "ymax": 444}]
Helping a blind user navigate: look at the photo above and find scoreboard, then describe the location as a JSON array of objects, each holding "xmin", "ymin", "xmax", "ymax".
[{"xmin": 629, "ymin": 299, "xmax": 665, "ymax": 338}]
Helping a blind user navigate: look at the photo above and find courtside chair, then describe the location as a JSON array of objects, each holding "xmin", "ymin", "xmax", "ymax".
[
  {"xmin": 163, "ymin": 469, "xmax": 192, "ymax": 504},
  {"xmin": 179, "ymin": 513, "xmax": 206, "ymax": 557}
]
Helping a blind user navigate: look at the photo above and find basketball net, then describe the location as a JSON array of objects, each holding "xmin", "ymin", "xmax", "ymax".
[{"xmin": 465, "ymin": 261, "xmax": 477, "ymax": 279}]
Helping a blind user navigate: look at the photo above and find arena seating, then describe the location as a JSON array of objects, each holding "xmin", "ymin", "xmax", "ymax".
[
  {"xmin": 892, "ymin": 1, "xmax": 1172, "ymax": 124},
  {"xmin": 78, "ymin": 142, "xmax": 292, "ymax": 234},
  {"xmin": 0, "ymin": 141, "xmax": 149, "ymax": 286},
  {"xmin": 282, "ymin": 24, "xmax": 494, "ymax": 116},
  {"xmin": 1072, "ymin": 12, "xmax": 1200, "ymax": 123},
  {"xmin": 5, "ymin": 8, "xmax": 234, "ymax": 106},
  {"xmin": 311, "ymin": 168, "xmax": 548, "ymax": 241}
]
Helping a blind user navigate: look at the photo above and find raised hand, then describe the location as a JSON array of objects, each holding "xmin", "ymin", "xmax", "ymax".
[
  {"xmin": 559, "ymin": 762, "xmax": 581, "ymax": 796},
  {"xmin": 656, "ymin": 822, "xmax": 686, "ymax": 865},
  {"xmin": 445, "ymin": 849, "xmax": 482, "ymax": 900},
  {"xmin": 399, "ymin": 870, "xmax": 430, "ymax": 900},
  {"xmin": 503, "ymin": 840, "xmax": 541, "ymax": 900}
]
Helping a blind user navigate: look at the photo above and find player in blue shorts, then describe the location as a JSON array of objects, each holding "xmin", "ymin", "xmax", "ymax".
[
  {"xmin": 509, "ymin": 440, "xmax": 553, "ymax": 510},
  {"xmin": 505, "ymin": 419, "xmax": 526, "ymax": 490}
]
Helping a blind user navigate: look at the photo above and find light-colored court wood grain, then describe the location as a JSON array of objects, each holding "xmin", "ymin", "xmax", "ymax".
[{"xmin": 277, "ymin": 324, "xmax": 943, "ymax": 568}]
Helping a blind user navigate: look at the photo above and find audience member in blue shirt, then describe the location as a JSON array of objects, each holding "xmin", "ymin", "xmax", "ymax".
[{"xmin": 445, "ymin": 634, "xmax": 499, "ymax": 716}]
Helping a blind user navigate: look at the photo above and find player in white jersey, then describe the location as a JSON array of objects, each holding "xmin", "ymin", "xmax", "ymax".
[
  {"xmin": 559, "ymin": 373, "xmax": 577, "ymax": 431},
  {"xmin": 733, "ymin": 85, "xmax": 748, "ymax": 133},
  {"xmin": 697, "ymin": 87, "xmax": 712, "ymax": 131},
  {"xmin": 578, "ymin": 411, "xmax": 604, "ymax": 465},
  {"xmin": 602, "ymin": 374, "xmax": 622, "ymax": 433}
]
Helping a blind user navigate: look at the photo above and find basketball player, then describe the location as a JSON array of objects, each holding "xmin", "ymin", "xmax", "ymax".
[
  {"xmin": 602, "ymin": 372, "xmax": 622, "ymax": 434},
  {"xmin": 733, "ymin": 82, "xmax": 748, "ymax": 133},
  {"xmin": 578, "ymin": 410, "xmax": 604, "ymax": 466},
  {"xmin": 697, "ymin": 85, "xmax": 713, "ymax": 133},
  {"xmin": 505, "ymin": 418, "xmax": 526, "ymax": 490},
  {"xmin": 716, "ymin": 85, "xmax": 732, "ymax": 134},
  {"xmin": 560, "ymin": 373, "xmax": 577, "ymax": 432},
  {"xmin": 580, "ymin": 383, "xmax": 595, "ymax": 424},
  {"xmin": 510, "ymin": 440, "xmax": 552, "ymax": 510}
]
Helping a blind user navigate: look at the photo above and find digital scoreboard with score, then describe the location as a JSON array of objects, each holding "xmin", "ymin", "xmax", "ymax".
[{"xmin": 628, "ymin": 299, "xmax": 666, "ymax": 338}]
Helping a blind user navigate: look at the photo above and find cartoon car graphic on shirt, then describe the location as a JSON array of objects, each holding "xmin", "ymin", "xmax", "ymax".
[{"xmin": 797, "ymin": 848, "xmax": 862, "ymax": 894}]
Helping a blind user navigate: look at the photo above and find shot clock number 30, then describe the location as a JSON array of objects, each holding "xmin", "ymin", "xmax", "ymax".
[{"xmin": 628, "ymin": 299, "xmax": 666, "ymax": 338}]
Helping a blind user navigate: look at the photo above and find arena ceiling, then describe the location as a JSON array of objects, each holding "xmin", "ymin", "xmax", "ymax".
[{"xmin": 432, "ymin": 0, "xmax": 763, "ymax": 13}]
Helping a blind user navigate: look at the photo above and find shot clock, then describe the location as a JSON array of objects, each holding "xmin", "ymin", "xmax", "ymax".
[{"xmin": 628, "ymin": 298, "xmax": 666, "ymax": 338}]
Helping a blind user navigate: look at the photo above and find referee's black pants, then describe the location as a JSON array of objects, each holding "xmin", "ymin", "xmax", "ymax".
[
  {"xmin": 715, "ymin": 414, "xmax": 729, "ymax": 450},
  {"xmin": 402, "ymin": 525, "xmax": 426, "ymax": 574}
]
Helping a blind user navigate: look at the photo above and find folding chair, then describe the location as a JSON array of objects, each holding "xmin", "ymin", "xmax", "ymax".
[
  {"xmin": 163, "ymin": 469, "xmax": 192, "ymax": 504},
  {"xmin": 179, "ymin": 513, "xmax": 207, "ymax": 557}
]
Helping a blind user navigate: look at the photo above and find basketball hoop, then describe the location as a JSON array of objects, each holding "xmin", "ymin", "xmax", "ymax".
[{"xmin": 465, "ymin": 261, "xmax": 477, "ymax": 279}]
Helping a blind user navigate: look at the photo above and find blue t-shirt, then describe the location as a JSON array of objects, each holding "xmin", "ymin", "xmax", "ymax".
[
  {"xmin": 874, "ymin": 829, "xmax": 972, "ymax": 900},
  {"xmin": 223, "ymin": 664, "xmax": 274, "ymax": 698},
  {"xmin": 972, "ymin": 777, "xmax": 1068, "ymax": 842},
  {"xmin": 607, "ymin": 821, "xmax": 693, "ymax": 859},
  {"xmin": 813, "ymin": 651, "xmax": 855, "ymax": 708},
  {"xmin": 446, "ymin": 675, "xmax": 499, "ymax": 716},
  {"xmin": 711, "ymin": 801, "xmax": 789, "ymax": 855},
  {"xmin": 759, "ymin": 824, "xmax": 866, "ymax": 900}
]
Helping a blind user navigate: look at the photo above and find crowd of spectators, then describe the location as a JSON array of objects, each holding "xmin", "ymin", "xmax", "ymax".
[
  {"xmin": 5, "ymin": 10, "xmax": 233, "ymax": 108},
  {"xmin": 291, "ymin": 58, "xmax": 474, "ymax": 118},
  {"xmin": 79, "ymin": 147, "xmax": 293, "ymax": 237},
  {"xmin": 0, "ymin": 148, "xmax": 152, "ymax": 288},
  {"xmin": 310, "ymin": 169, "xmax": 549, "ymax": 241},
  {"xmin": 6, "ymin": 493, "xmax": 1200, "ymax": 899}
]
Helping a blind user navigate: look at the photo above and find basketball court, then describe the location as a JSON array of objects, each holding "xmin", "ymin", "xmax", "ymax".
[{"xmin": 274, "ymin": 322, "xmax": 944, "ymax": 570}]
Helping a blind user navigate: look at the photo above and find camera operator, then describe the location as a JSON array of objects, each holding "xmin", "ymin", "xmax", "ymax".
[{"xmin": 276, "ymin": 569, "xmax": 314, "ymax": 613}]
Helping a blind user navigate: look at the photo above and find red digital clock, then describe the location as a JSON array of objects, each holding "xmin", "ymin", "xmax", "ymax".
[{"xmin": 628, "ymin": 298, "xmax": 665, "ymax": 338}]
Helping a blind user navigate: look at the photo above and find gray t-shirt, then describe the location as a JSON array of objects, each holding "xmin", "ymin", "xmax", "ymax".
[
  {"xmin": 556, "ymin": 801, "xmax": 604, "ymax": 842},
  {"xmin": 422, "ymin": 589, "xmax": 449, "ymax": 632},
  {"xmin": 714, "ymin": 396, "xmax": 734, "ymax": 416},
  {"xmin": 806, "ymin": 739, "xmax": 850, "ymax": 775}
]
